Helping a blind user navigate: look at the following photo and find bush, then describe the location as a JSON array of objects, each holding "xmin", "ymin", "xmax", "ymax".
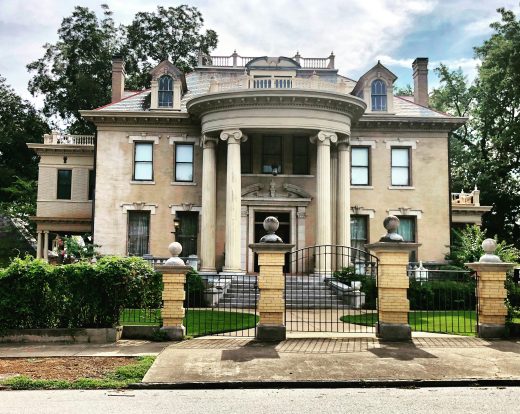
[
  {"xmin": 333, "ymin": 267, "xmax": 377, "ymax": 309},
  {"xmin": 0, "ymin": 256, "xmax": 162, "ymax": 330},
  {"xmin": 184, "ymin": 269, "xmax": 205, "ymax": 307},
  {"xmin": 408, "ymin": 278, "xmax": 476, "ymax": 311}
]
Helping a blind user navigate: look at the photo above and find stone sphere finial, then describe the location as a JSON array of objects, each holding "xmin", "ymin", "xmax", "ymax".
[
  {"xmin": 164, "ymin": 241, "xmax": 186, "ymax": 265},
  {"xmin": 479, "ymin": 238, "xmax": 501, "ymax": 263},
  {"xmin": 379, "ymin": 215, "xmax": 404, "ymax": 242},
  {"xmin": 259, "ymin": 216, "xmax": 283, "ymax": 243}
]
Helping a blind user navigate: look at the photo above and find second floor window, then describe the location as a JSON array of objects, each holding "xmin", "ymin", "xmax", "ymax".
[
  {"xmin": 158, "ymin": 75, "xmax": 173, "ymax": 108},
  {"xmin": 175, "ymin": 144, "xmax": 194, "ymax": 182},
  {"xmin": 351, "ymin": 147, "xmax": 370, "ymax": 185},
  {"xmin": 391, "ymin": 147, "xmax": 411, "ymax": 186},
  {"xmin": 134, "ymin": 142, "xmax": 153, "ymax": 181},
  {"xmin": 57, "ymin": 169, "xmax": 72, "ymax": 200},
  {"xmin": 293, "ymin": 136, "xmax": 309, "ymax": 175},
  {"xmin": 371, "ymin": 79, "xmax": 387, "ymax": 111},
  {"xmin": 262, "ymin": 136, "xmax": 283, "ymax": 174}
]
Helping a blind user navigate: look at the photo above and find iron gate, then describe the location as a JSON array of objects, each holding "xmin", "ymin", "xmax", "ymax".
[
  {"xmin": 185, "ymin": 273, "xmax": 259, "ymax": 337},
  {"xmin": 285, "ymin": 245, "xmax": 379, "ymax": 333}
]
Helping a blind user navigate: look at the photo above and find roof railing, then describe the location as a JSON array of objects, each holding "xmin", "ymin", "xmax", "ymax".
[{"xmin": 43, "ymin": 132, "xmax": 94, "ymax": 146}]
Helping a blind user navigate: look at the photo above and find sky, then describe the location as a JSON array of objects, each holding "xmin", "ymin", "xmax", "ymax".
[{"xmin": 1, "ymin": 0, "xmax": 519, "ymax": 107}]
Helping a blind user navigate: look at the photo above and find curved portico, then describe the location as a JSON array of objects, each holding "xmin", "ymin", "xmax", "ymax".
[{"xmin": 188, "ymin": 89, "xmax": 366, "ymax": 273}]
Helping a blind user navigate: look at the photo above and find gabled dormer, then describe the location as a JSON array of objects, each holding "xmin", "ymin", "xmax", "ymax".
[
  {"xmin": 246, "ymin": 56, "xmax": 300, "ymax": 88},
  {"xmin": 150, "ymin": 60, "xmax": 187, "ymax": 111},
  {"xmin": 352, "ymin": 61, "xmax": 397, "ymax": 114}
]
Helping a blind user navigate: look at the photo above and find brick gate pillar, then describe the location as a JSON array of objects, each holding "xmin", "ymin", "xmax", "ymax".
[
  {"xmin": 466, "ymin": 239, "xmax": 515, "ymax": 338},
  {"xmin": 367, "ymin": 216, "xmax": 420, "ymax": 341},
  {"xmin": 155, "ymin": 242, "xmax": 192, "ymax": 340},
  {"xmin": 250, "ymin": 217, "xmax": 294, "ymax": 341}
]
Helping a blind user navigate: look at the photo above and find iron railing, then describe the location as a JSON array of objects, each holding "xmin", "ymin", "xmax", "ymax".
[
  {"xmin": 285, "ymin": 245, "xmax": 378, "ymax": 333},
  {"xmin": 407, "ymin": 268, "xmax": 477, "ymax": 335},
  {"xmin": 185, "ymin": 274, "xmax": 258, "ymax": 337}
]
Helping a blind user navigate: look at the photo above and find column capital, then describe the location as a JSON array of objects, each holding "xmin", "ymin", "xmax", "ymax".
[
  {"xmin": 310, "ymin": 130, "xmax": 338, "ymax": 146},
  {"xmin": 220, "ymin": 129, "xmax": 247, "ymax": 144},
  {"xmin": 337, "ymin": 137, "xmax": 350, "ymax": 151},
  {"xmin": 201, "ymin": 135, "xmax": 218, "ymax": 149}
]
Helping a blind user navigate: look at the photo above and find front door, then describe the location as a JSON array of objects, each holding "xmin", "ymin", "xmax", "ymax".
[
  {"xmin": 176, "ymin": 212, "xmax": 198, "ymax": 257},
  {"xmin": 254, "ymin": 211, "xmax": 290, "ymax": 272}
]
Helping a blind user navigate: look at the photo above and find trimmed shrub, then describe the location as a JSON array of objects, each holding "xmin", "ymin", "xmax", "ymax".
[
  {"xmin": 333, "ymin": 267, "xmax": 377, "ymax": 309},
  {"xmin": 184, "ymin": 269, "xmax": 205, "ymax": 307},
  {"xmin": 0, "ymin": 256, "xmax": 162, "ymax": 330},
  {"xmin": 408, "ymin": 278, "xmax": 477, "ymax": 311}
]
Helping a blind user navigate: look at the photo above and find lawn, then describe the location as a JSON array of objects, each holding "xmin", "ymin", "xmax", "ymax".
[
  {"xmin": 120, "ymin": 308, "xmax": 259, "ymax": 336},
  {"xmin": 340, "ymin": 310, "xmax": 477, "ymax": 336}
]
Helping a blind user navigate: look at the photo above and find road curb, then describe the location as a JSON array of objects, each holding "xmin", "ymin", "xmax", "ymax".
[{"xmin": 129, "ymin": 378, "xmax": 520, "ymax": 390}]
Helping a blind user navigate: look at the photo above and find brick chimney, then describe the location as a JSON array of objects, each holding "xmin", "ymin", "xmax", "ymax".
[
  {"xmin": 412, "ymin": 57, "xmax": 428, "ymax": 107},
  {"xmin": 111, "ymin": 56, "xmax": 125, "ymax": 103}
]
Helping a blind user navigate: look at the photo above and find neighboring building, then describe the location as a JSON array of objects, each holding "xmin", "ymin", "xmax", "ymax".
[{"xmin": 29, "ymin": 51, "xmax": 490, "ymax": 270}]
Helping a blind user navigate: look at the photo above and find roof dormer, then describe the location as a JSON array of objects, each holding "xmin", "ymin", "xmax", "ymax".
[
  {"xmin": 149, "ymin": 60, "xmax": 187, "ymax": 111},
  {"xmin": 352, "ymin": 61, "xmax": 397, "ymax": 114}
]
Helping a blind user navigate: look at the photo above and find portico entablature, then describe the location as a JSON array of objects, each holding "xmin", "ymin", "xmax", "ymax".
[{"xmin": 187, "ymin": 89, "xmax": 366, "ymax": 136}]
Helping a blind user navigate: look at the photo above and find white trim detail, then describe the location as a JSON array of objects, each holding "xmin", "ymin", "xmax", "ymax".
[
  {"xmin": 388, "ymin": 186, "xmax": 415, "ymax": 190},
  {"xmin": 169, "ymin": 203, "xmax": 202, "ymax": 215},
  {"xmin": 387, "ymin": 207, "xmax": 423, "ymax": 219},
  {"xmin": 385, "ymin": 139, "xmax": 418, "ymax": 149},
  {"xmin": 120, "ymin": 202, "xmax": 158, "ymax": 215},
  {"xmin": 350, "ymin": 207, "xmax": 375, "ymax": 218},
  {"xmin": 350, "ymin": 138, "xmax": 377, "ymax": 148},
  {"xmin": 168, "ymin": 135, "xmax": 199, "ymax": 145},
  {"xmin": 128, "ymin": 134, "xmax": 160, "ymax": 144}
]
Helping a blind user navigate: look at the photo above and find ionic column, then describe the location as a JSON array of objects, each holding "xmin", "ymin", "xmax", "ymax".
[
  {"xmin": 336, "ymin": 138, "xmax": 351, "ymax": 247},
  {"xmin": 311, "ymin": 131, "xmax": 337, "ymax": 274},
  {"xmin": 199, "ymin": 136, "xmax": 218, "ymax": 273},
  {"xmin": 43, "ymin": 231, "xmax": 49, "ymax": 261},
  {"xmin": 36, "ymin": 231, "xmax": 42, "ymax": 259},
  {"xmin": 220, "ymin": 129, "xmax": 247, "ymax": 273}
]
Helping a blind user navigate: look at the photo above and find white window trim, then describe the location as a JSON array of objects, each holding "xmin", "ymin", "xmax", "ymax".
[
  {"xmin": 387, "ymin": 208, "xmax": 423, "ymax": 219},
  {"xmin": 128, "ymin": 135, "xmax": 160, "ymax": 145},
  {"xmin": 385, "ymin": 139, "xmax": 418, "ymax": 149},
  {"xmin": 120, "ymin": 202, "xmax": 158, "ymax": 215},
  {"xmin": 350, "ymin": 138, "xmax": 377, "ymax": 148},
  {"xmin": 168, "ymin": 135, "xmax": 199, "ymax": 145},
  {"xmin": 169, "ymin": 204, "xmax": 202, "ymax": 215},
  {"xmin": 350, "ymin": 207, "xmax": 375, "ymax": 218}
]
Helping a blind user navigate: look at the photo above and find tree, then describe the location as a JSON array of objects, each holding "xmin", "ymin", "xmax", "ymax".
[
  {"xmin": 393, "ymin": 84, "xmax": 413, "ymax": 96},
  {"xmin": 430, "ymin": 7, "xmax": 520, "ymax": 247},
  {"xmin": 0, "ymin": 76, "xmax": 48, "ymax": 205},
  {"xmin": 27, "ymin": 5, "xmax": 123, "ymax": 134},
  {"xmin": 27, "ymin": 5, "xmax": 218, "ymax": 133},
  {"xmin": 126, "ymin": 5, "xmax": 217, "ymax": 77}
]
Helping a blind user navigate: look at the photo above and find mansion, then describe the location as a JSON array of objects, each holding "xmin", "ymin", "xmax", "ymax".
[{"xmin": 28, "ymin": 51, "xmax": 491, "ymax": 272}]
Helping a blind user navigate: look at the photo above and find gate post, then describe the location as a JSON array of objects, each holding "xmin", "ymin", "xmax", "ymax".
[
  {"xmin": 250, "ymin": 217, "xmax": 294, "ymax": 341},
  {"xmin": 155, "ymin": 242, "xmax": 192, "ymax": 340},
  {"xmin": 367, "ymin": 216, "xmax": 420, "ymax": 341},
  {"xmin": 466, "ymin": 239, "xmax": 515, "ymax": 338}
]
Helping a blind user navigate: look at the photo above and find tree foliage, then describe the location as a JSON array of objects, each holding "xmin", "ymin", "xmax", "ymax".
[
  {"xmin": 27, "ymin": 4, "xmax": 218, "ymax": 133},
  {"xmin": 393, "ymin": 84, "xmax": 413, "ymax": 96},
  {"xmin": 0, "ymin": 77, "xmax": 48, "ymax": 203},
  {"xmin": 430, "ymin": 7, "xmax": 520, "ymax": 247}
]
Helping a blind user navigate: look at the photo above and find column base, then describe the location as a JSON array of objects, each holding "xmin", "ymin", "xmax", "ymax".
[
  {"xmin": 377, "ymin": 322, "xmax": 411, "ymax": 341},
  {"xmin": 199, "ymin": 268, "xmax": 217, "ymax": 274},
  {"xmin": 478, "ymin": 323, "xmax": 506, "ymax": 338},
  {"xmin": 160, "ymin": 326, "xmax": 185, "ymax": 341},
  {"xmin": 256, "ymin": 324, "xmax": 286, "ymax": 342},
  {"xmin": 220, "ymin": 269, "xmax": 245, "ymax": 276}
]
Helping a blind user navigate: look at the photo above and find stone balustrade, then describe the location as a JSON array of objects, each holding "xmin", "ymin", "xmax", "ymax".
[
  {"xmin": 451, "ymin": 188, "xmax": 480, "ymax": 206},
  {"xmin": 43, "ymin": 132, "xmax": 94, "ymax": 146},
  {"xmin": 199, "ymin": 51, "xmax": 334, "ymax": 69}
]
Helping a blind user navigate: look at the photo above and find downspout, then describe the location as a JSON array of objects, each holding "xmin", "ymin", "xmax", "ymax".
[{"xmin": 91, "ymin": 131, "xmax": 97, "ymax": 242}]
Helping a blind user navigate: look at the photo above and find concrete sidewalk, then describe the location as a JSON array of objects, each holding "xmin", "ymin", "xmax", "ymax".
[
  {"xmin": 143, "ymin": 336, "xmax": 520, "ymax": 384},
  {"xmin": 0, "ymin": 340, "xmax": 168, "ymax": 357}
]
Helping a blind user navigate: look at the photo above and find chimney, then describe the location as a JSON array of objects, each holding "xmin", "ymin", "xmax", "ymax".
[
  {"xmin": 111, "ymin": 56, "xmax": 125, "ymax": 103},
  {"xmin": 412, "ymin": 57, "xmax": 428, "ymax": 107}
]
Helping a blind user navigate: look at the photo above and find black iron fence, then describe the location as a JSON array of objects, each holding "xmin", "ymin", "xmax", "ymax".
[
  {"xmin": 185, "ymin": 274, "xmax": 258, "ymax": 337},
  {"xmin": 407, "ymin": 268, "xmax": 477, "ymax": 335},
  {"xmin": 285, "ymin": 245, "xmax": 378, "ymax": 333}
]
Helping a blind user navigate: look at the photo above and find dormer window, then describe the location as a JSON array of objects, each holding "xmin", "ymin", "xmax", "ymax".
[
  {"xmin": 158, "ymin": 75, "xmax": 173, "ymax": 108},
  {"xmin": 371, "ymin": 79, "xmax": 387, "ymax": 111}
]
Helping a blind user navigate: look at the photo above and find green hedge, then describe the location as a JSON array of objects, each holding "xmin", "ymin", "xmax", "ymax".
[
  {"xmin": 0, "ymin": 256, "xmax": 162, "ymax": 330},
  {"xmin": 409, "ymin": 279, "xmax": 476, "ymax": 311},
  {"xmin": 333, "ymin": 267, "xmax": 377, "ymax": 309}
]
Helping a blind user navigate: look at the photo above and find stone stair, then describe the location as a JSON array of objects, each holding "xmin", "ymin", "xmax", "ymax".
[{"xmin": 217, "ymin": 276, "xmax": 344, "ymax": 309}]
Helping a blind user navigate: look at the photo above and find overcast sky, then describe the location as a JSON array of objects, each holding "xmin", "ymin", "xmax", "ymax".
[{"xmin": 1, "ymin": 0, "xmax": 518, "ymax": 107}]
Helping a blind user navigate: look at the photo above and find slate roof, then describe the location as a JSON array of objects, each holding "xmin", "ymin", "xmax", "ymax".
[{"xmin": 96, "ymin": 71, "xmax": 452, "ymax": 119}]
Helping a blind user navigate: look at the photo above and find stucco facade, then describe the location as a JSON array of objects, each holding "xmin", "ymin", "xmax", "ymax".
[{"xmin": 31, "ymin": 52, "xmax": 486, "ymax": 270}]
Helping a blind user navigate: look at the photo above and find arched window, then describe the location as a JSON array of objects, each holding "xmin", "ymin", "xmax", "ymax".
[
  {"xmin": 371, "ymin": 79, "xmax": 387, "ymax": 111},
  {"xmin": 158, "ymin": 75, "xmax": 173, "ymax": 108}
]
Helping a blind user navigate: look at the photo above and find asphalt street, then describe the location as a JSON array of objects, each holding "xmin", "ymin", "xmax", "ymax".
[{"xmin": 1, "ymin": 387, "xmax": 519, "ymax": 414}]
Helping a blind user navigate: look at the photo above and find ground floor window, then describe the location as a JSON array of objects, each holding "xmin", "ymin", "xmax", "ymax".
[
  {"xmin": 176, "ymin": 211, "xmax": 199, "ymax": 257},
  {"xmin": 397, "ymin": 216, "xmax": 417, "ymax": 262},
  {"xmin": 127, "ymin": 211, "xmax": 150, "ymax": 256},
  {"xmin": 350, "ymin": 215, "xmax": 368, "ymax": 251}
]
